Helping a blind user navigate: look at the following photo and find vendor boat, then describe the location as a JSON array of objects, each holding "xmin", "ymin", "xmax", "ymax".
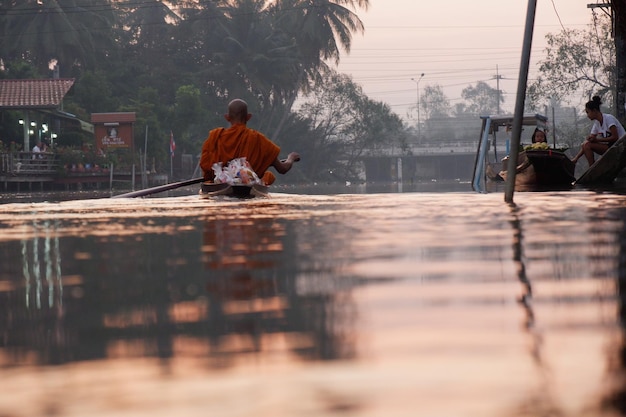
[
  {"xmin": 472, "ymin": 114, "xmax": 575, "ymax": 191},
  {"xmin": 497, "ymin": 148, "xmax": 575, "ymax": 188}
]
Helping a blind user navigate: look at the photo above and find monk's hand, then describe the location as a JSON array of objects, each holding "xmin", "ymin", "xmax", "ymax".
[{"xmin": 282, "ymin": 152, "xmax": 300, "ymax": 163}]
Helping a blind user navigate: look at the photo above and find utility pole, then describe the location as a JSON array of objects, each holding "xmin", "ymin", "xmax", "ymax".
[
  {"xmin": 504, "ymin": 0, "xmax": 536, "ymax": 203},
  {"xmin": 545, "ymin": 97, "xmax": 556, "ymax": 147},
  {"xmin": 411, "ymin": 73, "xmax": 424, "ymax": 139},
  {"xmin": 494, "ymin": 65, "xmax": 503, "ymax": 114}
]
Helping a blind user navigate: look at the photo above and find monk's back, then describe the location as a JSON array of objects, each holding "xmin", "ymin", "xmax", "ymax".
[{"xmin": 200, "ymin": 124, "xmax": 280, "ymax": 180}]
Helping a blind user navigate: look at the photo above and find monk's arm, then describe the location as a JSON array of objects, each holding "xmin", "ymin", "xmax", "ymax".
[{"xmin": 271, "ymin": 152, "xmax": 300, "ymax": 174}]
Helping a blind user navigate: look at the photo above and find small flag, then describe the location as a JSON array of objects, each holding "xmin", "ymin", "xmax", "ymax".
[{"xmin": 169, "ymin": 131, "xmax": 176, "ymax": 157}]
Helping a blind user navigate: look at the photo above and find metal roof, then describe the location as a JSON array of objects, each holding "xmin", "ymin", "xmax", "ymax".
[
  {"xmin": 480, "ymin": 113, "xmax": 548, "ymax": 134},
  {"xmin": 0, "ymin": 78, "xmax": 75, "ymax": 109}
]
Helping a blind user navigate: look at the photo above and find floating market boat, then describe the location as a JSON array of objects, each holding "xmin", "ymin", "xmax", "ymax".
[
  {"xmin": 472, "ymin": 114, "xmax": 574, "ymax": 191},
  {"xmin": 497, "ymin": 147, "xmax": 575, "ymax": 188}
]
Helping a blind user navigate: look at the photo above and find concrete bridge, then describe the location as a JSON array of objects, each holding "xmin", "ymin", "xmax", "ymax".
[{"xmin": 361, "ymin": 143, "xmax": 478, "ymax": 182}]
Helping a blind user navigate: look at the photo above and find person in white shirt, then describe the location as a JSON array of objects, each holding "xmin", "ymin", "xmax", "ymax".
[
  {"xmin": 32, "ymin": 142, "xmax": 42, "ymax": 159},
  {"xmin": 571, "ymin": 95, "xmax": 626, "ymax": 166}
]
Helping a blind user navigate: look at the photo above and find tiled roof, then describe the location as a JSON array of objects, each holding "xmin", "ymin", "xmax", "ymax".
[{"xmin": 0, "ymin": 79, "xmax": 75, "ymax": 109}]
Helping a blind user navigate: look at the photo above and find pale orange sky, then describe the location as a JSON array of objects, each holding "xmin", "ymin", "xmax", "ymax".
[{"xmin": 334, "ymin": 0, "xmax": 600, "ymax": 123}]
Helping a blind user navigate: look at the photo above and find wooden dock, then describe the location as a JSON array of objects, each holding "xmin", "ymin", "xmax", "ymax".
[{"xmin": 0, "ymin": 151, "xmax": 168, "ymax": 192}]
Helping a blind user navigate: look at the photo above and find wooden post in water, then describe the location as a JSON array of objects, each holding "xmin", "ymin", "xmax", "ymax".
[
  {"xmin": 143, "ymin": 125, "xmax": 148, "ymax": 189},
  {"xmin": 504, "ymin": 0, "xmax": 537, "ymax": 203}
]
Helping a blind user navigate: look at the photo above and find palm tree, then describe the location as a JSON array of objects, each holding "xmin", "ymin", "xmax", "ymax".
[
  {"xmin": 178, "ymin": 0, "xmax": 299, "ymax": 118},
  {"xmin": 174, "ymin": 0, "xmax": 233, "ymax": 98},
  {"xmin": 1, "ymin": 0, "xmax": 117, "ymax": 75},
  {"xmin": 275, "ymin": 0, "xmax": 368, "ymax": 67},
  {"xmin": 117, "ymin": 0, "xmax": 181, "ymax": 49},
  {"xmin": 215, "ymin": 1, "xmax": 301, "ymax": 120},
  {"xmin": 268, "ymin": 0, "xmax": 369, "ymax": 139}
]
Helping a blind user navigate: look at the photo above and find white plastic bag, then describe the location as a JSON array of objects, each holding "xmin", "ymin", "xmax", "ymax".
[{"xmin": 212, "ymin": 157, "xmax": 261, "ymax": 185}]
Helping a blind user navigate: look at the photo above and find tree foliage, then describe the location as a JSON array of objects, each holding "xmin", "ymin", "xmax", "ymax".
[
  {"xmin": 0, "ymin": 0, "xmax": 117, "ymax": 74},
  {"xmin": 458, "ymin": 81, "xmax": 503, "ymax": 116},
  {"xmin": 297, "ymin": 70, "xmax": 405, "ymax": 180},
  {"xmin": 527, "ymin": 12, "xmax": 614, "ymax": 108},
  {"xmin": 0, "ymin": 0, "xmax": 371, "ymax": 181},
  {"xmin": 420, "ymin": 84, "xmax": 451, "ymax": 119}
]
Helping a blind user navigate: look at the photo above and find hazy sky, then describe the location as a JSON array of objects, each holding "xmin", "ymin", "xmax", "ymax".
[{"xmin": 333, "ymin": 0, "xmax": 599, "ymax": 122}]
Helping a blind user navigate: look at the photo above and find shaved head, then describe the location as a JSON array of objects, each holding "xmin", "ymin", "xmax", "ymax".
[{"xmin": 228, "ymin": 99, "xmax": 249, "ymax": 122}]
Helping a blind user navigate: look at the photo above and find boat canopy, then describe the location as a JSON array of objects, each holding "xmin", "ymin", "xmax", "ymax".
[
  {"xmin": 479, "ymin": 113, "xmax": 548, "ymax": 135},
  {"xmin": 472, "ymin": 113, "xmax": 549, "ymax": 192}
]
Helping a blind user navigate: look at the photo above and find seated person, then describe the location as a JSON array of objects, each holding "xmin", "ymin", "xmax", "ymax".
[
  {"xmin": 571, "ymin": 95, "xmax": 626, "ymax": 165},
  {"xmin": 531, "ymin": 128, "xmax": 546, "ymax": 143},
  {"xmin": 32, "ymin": 142, "xmax": 42, "ymax": 159},
  {"xmin": 200, "ymin": 99, "xmax": 300, "ymax": 185}
]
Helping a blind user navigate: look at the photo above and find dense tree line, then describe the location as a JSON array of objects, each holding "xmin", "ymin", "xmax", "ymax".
[
  {"xmin": 1, "ymin": 0, "xmax": 405, "ymax": 182},
  {"xmin": 0, "ymin": 2, "xmax": 621, "ymax": 182}
]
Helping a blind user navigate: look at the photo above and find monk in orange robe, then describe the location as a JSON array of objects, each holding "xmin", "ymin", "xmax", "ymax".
[{"xmin": 200, "ymin": 99, "xmax": 300, "ymax": 185}]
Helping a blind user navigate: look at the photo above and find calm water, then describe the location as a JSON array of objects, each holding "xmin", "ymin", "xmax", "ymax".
[{"xmin": 2, "ymin": 186, "xmax": 626, "ymax": 416}]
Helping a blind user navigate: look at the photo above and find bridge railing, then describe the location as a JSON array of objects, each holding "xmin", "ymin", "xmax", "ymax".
[
  {"xmin": 0, "ymin": 152, "xmax": 60, "ymax": 176},
  {"xmin": 363, "ymin": 143, "xmax": 478, "ymax": 157}
]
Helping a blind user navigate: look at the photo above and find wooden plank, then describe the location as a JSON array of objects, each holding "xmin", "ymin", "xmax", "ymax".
[{"xmin": 575, "ymin": 134, "xmax": 626, "ymax": 185}]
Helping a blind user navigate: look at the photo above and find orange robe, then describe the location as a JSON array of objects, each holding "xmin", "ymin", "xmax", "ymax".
[{"xmin": 200, "ymin": 125, "xmax": 280, "ymax": 184}]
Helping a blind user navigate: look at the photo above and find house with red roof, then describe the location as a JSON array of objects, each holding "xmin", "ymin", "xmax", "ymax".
[{"xmin": 0, "ymin": 78, "xmax": 93, "ymax": 151}]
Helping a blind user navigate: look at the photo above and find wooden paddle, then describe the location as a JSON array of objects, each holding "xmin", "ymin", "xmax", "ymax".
[
  {"xmin": 112, "ymin": 177, "xmax": 204, "ymax": 198},
  {"xmin": 112, "ymin": 155, "xmax": 300, "ymax": 198}
]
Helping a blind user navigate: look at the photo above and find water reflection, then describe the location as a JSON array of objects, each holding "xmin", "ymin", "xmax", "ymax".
[
  {"xmin": 2, "ymin": 192, "xmax": 626, "ymax": 416},
  {"xmin": 0, "ymin": 199, "xmax": 358, "ymax": 371},
  {"xmin": 601, "ymin": 201, "xmax": 626, "ymax": 414},
  {"xmin": 202, "ymin": 212, "xmax": 357, "ymax": 362},
  {"xmin": 19, "ymin": 220, "xmax": 64, "ymax": 310},
  {"xmin": 508, "ymin": 195, "xmax": 626, "ymax": 416},
  {"xmin": 509, "ymin": 203, "xmax": 534, "ymax": 329}
]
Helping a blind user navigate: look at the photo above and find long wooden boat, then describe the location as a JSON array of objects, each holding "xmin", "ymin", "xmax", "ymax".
[
  {"xmin": 498, "ymin": 149, "xmax": 575, "ymax": 188},
  {"xmin": 199, "ymin": 182, "xmax": 269, "ymax": 198},
  {"xmin": 575, "ymin": 134, "xmax": 626, "ymax": 185}
]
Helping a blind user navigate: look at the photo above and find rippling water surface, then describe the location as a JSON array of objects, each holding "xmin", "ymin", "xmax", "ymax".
[{"xmin": 2, "ymin": 188, "xmax": 626, "ymax": 416}]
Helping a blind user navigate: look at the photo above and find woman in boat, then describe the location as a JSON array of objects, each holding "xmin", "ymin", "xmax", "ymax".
[
  {"xmin": 531, "ymin": 128, "xmax": 546, "ymax": 143},
  {"xmin": 571, "ymin": 96, "xmax": 626, "ymax": 166},
  {"xmin": 200, "ymin": 99, "xmax": 300, "ymax": 185},
  {"xmin": 496, "ymin": 128, "xmax": 549, "ymax": 180}
]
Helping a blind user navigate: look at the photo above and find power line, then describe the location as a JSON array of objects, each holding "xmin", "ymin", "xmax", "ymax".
[{"xmin": 550, "ymin": 0, "xmax": 567, "ymax": 31}]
